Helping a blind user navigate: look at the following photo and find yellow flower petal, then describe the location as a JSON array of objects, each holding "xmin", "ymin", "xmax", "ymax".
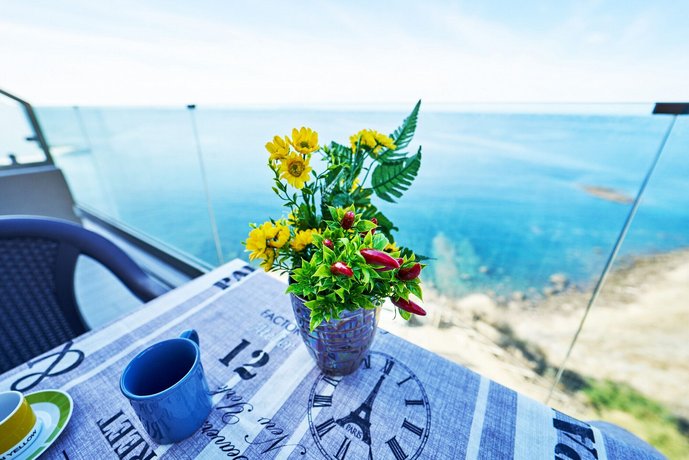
[
  {"xmin": 279, "ymin": 153, "xmax": 312, "ymax": 189},
  {"xmin": 290, "ymin": 126, "xmax": 319, "ymax": 155},
  {"xmin": 290, "ymin": 228, "xmax": 318, "ymax": 251},
  {"xmin": 266, "ymin": 135, "xmax": 290, "ymax": 161},
  {"xmin": 260, "ymin": 249, "xmax": 275, "ymax": 271},
  {"xmin": 350, "ymin": 129, "xmax": 395, "ymax": 156},
  {"xmin": 269, "ymin": 222, "xmax": 290, "ymax": 248}
]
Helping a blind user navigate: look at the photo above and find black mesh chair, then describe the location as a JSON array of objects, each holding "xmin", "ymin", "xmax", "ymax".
[{"xmin": 0, "ymin": 216, "xmax": 168, "ymax": 373}]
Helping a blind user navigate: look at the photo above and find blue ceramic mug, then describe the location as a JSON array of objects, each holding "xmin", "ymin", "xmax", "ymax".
[{"xmin": 120, "ymin": 330, "xmax": 212, "ymax": 444}]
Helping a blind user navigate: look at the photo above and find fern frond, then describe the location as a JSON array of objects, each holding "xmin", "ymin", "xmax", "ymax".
[
  {"xmin": 390, "ymin": 100, "xmax": 421, "ymax": 151},
  {"xmin": 371, "ymin": 147, "xmax": 422, "ymax": 203},
  {"xmin": 330, "ymin": 142, "xmax": 351, "ymax": 159}
]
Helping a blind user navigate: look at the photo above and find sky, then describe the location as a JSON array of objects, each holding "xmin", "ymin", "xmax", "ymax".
[{"xmin": 1, "ymin": 0, "xmax": 688, "ymax": 106}]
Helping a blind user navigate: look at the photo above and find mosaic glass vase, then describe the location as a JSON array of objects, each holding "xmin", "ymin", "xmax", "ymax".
[{"xmin": 290, "ymin": 294, "xmax": 380, "ymax": 376}]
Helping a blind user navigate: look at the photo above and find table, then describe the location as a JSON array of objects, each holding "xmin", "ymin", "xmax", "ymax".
[{"xmin": 0, "ymin": 259, "xmax": 665, "ymax": 459}]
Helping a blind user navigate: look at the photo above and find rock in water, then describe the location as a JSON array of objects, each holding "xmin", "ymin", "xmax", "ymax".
[{"xmin": 511, "ymin": 291, "xmax": 526, "ymax": 301}]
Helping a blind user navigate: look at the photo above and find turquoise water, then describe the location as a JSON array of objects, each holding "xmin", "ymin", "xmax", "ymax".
[{"xmin": 36, "ymin": 107, "xmax": 689, "ymax": 297}]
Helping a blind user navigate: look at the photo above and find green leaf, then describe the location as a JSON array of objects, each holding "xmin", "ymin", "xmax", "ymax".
[
  {"xmin": 399, "ymin": 308, "xmax": 412, "ymax": 320},
  {"xmin": 412, "ymin": 253, "xmax": 432, "ymax": 262},
  {"xmin": 371, "ymin": 148, "xmax": 422, "ymax": 203},
  {"xmin": 330, "ymin": 141, "xmax": 351, "ymax": 159},
  {"xmin": 355, "ymin": 220, "xmax": 377, "ymax": 232},
  {"xmin": 377, "ymin": 149, "xmax": 408, "ymax": 163},
  {"xmin": 408, "ymin": 282, "xmax": 423, "ymax": 301},
  {"xmin": 352, "ymin": 188, "xmax": 373, "ymax": 207},
  {"xmin": 314, "ymin": 264, "xmax": 331, "ymax": 278},
  {"xmin": 310, "ymin": 314, "xmax": 322, "ymax": 332},
  {"xmin": 390, "ymin": 100, "xmax": 421, "ymax": 151},
  {"xmin": 324, "ymin": 164, "xmax": 345, "ymax": 187},
  {"xmin": 361, "ymin": 268, "xmax": 370, "ymax": 285},
  {"xmin": 372, "ymin": 233, "xmax": 389, "ymax": 251},
  {"xmin": 322, "ymin": 244, "xmax": 335, "ymax": 262},
  {"xmin": 304, "ymin": 299, "xmax": 320, "ymax": 310}
]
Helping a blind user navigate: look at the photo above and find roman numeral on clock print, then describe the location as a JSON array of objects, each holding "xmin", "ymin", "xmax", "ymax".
[
  {"xmin": 312, "ymin": 394, "xmax": 333, "ymax": 407},
  {"xmin": 382, "ymin": 358, "xmax": 395, "ymax": 375},
  {"xmin": 386, "ymin": 436, "xmax": 408, "ymax": 460},
  {"xmin": 334, "ymin": 436, "xmax": 351, "ymax": 460},
  {"xmin": 405, "ymin": 399, "xmax": 424, "ymax": 406},
  {"xmin": 397, "ymin": 376, "xmax": 412, "ymax": 386},
  {"xmin": 322, "ymin": 375, "xmax": 341, "ymax": 387},
  {"xmin": 402, "ymin": 418, "xmax": 424, "ymax": 438},
  {"xmin": 315, "ymin": 417, "xmax": 336, "ymax": 438}
]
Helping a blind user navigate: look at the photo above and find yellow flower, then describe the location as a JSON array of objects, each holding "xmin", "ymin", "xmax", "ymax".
[
  {"xmin": 373, "ymin": 131, "xmax": 396, "ymax": 152},
  {"xmin": 245, "ymin": 221, "xmax": 288, "ymax": 262},
  {"xmin": 290, "ymin": 127, "xmax": 319, "ymax": 155},
  {"xmin": 245, "ymin": 225, "xmax": 270, "ymax": 261},
  {"xmin": 279, "ymin": 153, "xmax": 312, "ymax": 189},
  {"xmin": 350, "ymin": 129, "xmax": 374, "ymax": 151},
  {"xmin": 384, "ymin": 241, "xmax": 399, "ymax": 253},
  {"xmin": 350, "ymin": 129, "xmax": 396, "ymax": 155},
  {"xmin": 269, "ymin": 221, "xmax": 290, "ymax": 249},
  {"xmin": 265, "ymin": 135, "xmax": 291, "ymax": 162},
  {"xmin": 291, "ymin": 229, "xmax": 318, "ymax": 252},
  {"xmin": 260, "ymin": 248, "xmax": 275, "ymax": 272}
]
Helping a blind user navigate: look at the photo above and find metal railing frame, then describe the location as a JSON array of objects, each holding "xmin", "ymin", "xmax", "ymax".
[{"xmin": 0, "ymin": 88, "xmax": 54, "ymax": 169}]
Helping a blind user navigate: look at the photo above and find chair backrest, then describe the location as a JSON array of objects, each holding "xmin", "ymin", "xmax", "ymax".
[
  {"xmin": 0, "ymin": 216, "xmax": 167, "ymax": 372},
  {"xmin": 0, "ymin": 166, "xmax": 80, "ymax": 223}
]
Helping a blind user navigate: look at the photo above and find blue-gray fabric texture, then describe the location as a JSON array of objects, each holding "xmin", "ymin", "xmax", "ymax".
[{"xmin": 0, "ymin": 262, "xmax": 667, "ymax": 459}]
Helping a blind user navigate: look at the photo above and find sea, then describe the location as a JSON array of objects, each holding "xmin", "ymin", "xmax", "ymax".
[{"xmin": 34, "ymin": 106, "xmax": 689, "ymax": 298}]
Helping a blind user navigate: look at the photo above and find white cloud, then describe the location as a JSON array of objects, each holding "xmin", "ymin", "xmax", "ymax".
[{"xmin": 0, "ymin": 1, "xmax": 687, "ymax": 106}]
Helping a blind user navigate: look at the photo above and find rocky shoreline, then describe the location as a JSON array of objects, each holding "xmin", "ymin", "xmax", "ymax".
[{"xmin": 380, "ymin": 247, "xmax": 689, "ymax": 422}]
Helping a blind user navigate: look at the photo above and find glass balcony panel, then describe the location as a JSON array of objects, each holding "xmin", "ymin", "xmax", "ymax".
[
  {"xmin": 552, "ymin": 116, "xmax": 689, "ymax": 458},
  {"xmin": 372, "ymin": 106, "xmax": 673, "ymax": 403},
  {"xmin": 39, "ymin": 107, "xmax": 219, "ymax": 267},
  {"xmin": 35, "ymin": 106, "xmax": 109, "ymax": 211},
  {"xmin": 0, "ymin": 97, "xmax": 46, "ymax": 166},
  {"xmin": 35, "ymin": 104, "xmax": 681, "ymax": 422}
]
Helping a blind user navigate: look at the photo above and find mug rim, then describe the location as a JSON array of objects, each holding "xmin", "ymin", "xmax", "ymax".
[
  {"xmin": 120, "ymin": 337, "xmax": 200, "ymax": 401},
  {"xmin": 0, "ymin": 390, "xmax": 23, "ymax": 426}
]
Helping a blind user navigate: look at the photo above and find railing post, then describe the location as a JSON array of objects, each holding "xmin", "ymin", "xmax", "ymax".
[{"xmin": 187, "ymin": 104, "xmax": 225, "ymax": 266}]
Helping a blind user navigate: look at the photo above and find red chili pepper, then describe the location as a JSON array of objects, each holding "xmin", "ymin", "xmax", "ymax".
[
  {"xmin": 397, "ymin": 263, "xmax": 421, "ymax": 281},
  {"xmin": 330, "ymin": 261, "xmax": 353, "ymax": 277},
  {"xmin": 392, "ymin": 297, "xmax": 427, "ymax": 316},
  {"xmin": 359, "ymin": 249, "xmax": 400, "ymax": 271},
  {"xmin": 341, "ymin": 211, "xmax": 355, "ymax": 230},
  {"xmin": 396, "ymin": 258, "xmax": 404, "ymax": 265},
  {"xmin": 323, "ymin": 239, "xmax": 334, "ymax": 249}
]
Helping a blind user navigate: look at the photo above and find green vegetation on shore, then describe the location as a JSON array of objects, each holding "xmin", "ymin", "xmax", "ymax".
[
  {"xmin": 493, "ymin": 322, "xmax": 689, "ymax": 458},
  {"xmin": 582, "ymin": 379, "xmax": 689, "ymax": 460}
]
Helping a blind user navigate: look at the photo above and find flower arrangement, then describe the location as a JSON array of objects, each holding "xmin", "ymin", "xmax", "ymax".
[
  {"xmin": 288, "ymin": 206, "xmax": 425, "ymax": 330},
  {"xmin": 244, "ymin": 101, "xmax": 426, "ymax": 330}
]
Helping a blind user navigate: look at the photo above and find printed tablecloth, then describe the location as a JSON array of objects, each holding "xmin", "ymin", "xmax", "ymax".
[{"xmin": 0, "ymin": 259, "xmax": 665, "ymax": 459}]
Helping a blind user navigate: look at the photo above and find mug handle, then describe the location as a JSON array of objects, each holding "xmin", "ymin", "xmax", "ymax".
[{"xmin": 180, "ymin": 329, "xmax": 200, "ymax": 347}]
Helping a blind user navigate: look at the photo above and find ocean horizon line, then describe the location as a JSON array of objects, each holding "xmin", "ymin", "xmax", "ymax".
[{"xmin": 34, "ymin": 102, "xmax": 657, "ymax": 116}]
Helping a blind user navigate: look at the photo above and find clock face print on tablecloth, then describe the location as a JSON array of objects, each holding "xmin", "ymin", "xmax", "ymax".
[{"xmin": 308, "ymin": 352, "xmax": 431, "ymax": 460}]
